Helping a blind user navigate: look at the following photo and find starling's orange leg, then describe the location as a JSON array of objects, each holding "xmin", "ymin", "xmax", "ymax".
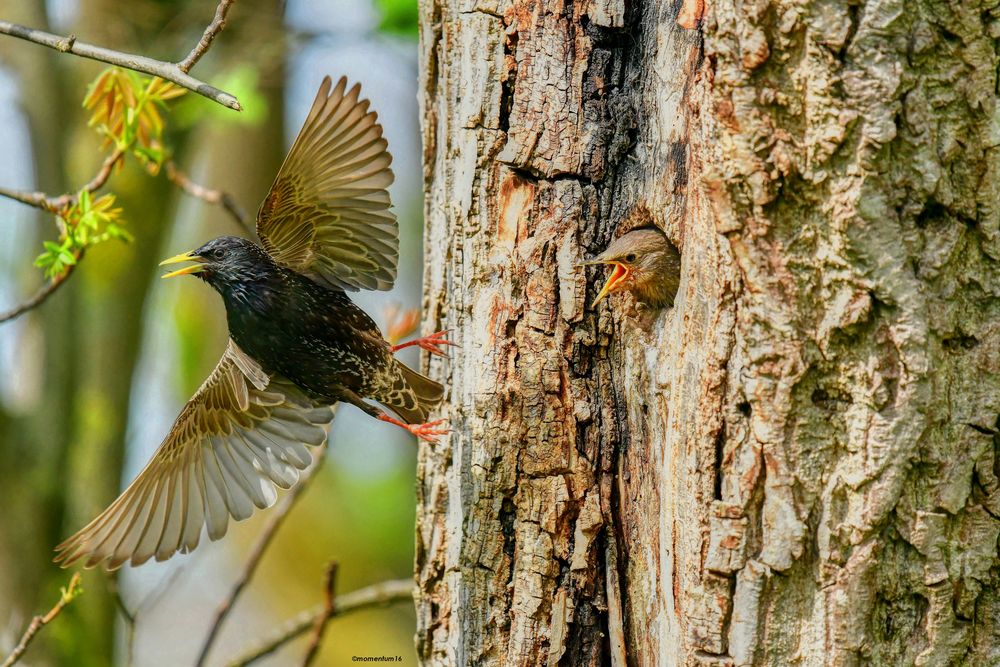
[
  {"xmin": 378, "ymin": 414, "xmax": 450, "ymax": 443},
  {"xmin": 389, "ymin": 330, "xmax": 457, "ymax": 357}
]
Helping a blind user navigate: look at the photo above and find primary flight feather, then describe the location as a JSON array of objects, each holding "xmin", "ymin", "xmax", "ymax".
[{"xmin": 56, "ymin": 76, "xmax": 451, "ymax": 570}]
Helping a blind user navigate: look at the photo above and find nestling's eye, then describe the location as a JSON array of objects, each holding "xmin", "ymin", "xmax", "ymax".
[{"xmin": 624, "ymin": 253, "xmax": 637, "ymax": 263}]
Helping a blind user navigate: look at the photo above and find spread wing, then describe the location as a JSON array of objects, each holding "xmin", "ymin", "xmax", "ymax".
[
  {"xmin": 54, "ymin": 341, "xmax": 334, "ymax": 570},
  {"xmin": 256, "ymin": 75, "xmax": 398, "ymax": 292}
]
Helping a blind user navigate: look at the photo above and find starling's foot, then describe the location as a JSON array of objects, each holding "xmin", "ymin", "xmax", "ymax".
[
  {"xmin": 389, "ymin": 330, "xmax": 457, "ymax": 357},
  {"xmin": 378, "ymin": 415, "xmax": 450, "ymax": 443}
]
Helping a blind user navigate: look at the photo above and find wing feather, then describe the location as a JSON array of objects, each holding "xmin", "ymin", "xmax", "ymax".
[
  {"xmin": 256, "ymin": 76, "xmax": 397, "ymax": 292},
  {"xmin": 54, "ymin": 340, "xmax": 335, "ymax": 569},
  {"xmin": 155, "ymin": 471, "xmax": 185, "ymax": 561}
]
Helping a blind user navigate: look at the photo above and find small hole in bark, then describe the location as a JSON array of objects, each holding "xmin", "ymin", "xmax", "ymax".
[
  {"xmin": 499, "ymin": 496, "xmax": 516, "ymax": 560},
  {"xmin": 737, "ymin": 402, "xmax": 751, "ymax": 417},
  {"xmin": 713, "ymin": 430, "xmax": 724, "ymax": 500},
  {"xmin": 811, "ymin": 387, "xmax": 852, "ymax": 412},
  {"xmin": 915, "ymin": 201, "xmax": 947, "ymax": 228},
  {"xmin": 840, "ymin": 3, "xmax": 860, "ymax": 56},
  {"xmin": 668, "ymin": 141, "xmax": 688, "ymax": 191},
  {"xmin": 942, "ymin": 333, "xmax": 979, "ymax": 353},
  {"xmin": 938, "ymin": 27, "xmax": 962, "ymax": 45}
]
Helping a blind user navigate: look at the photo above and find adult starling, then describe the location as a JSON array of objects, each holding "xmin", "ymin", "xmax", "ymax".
[
  {"xmin": 55, "ymin": 76, "xmax": 450, "ymax": 569},
  {"xmin": 581, "ymin": 228, "xmax": 682, "ymax": 308}
]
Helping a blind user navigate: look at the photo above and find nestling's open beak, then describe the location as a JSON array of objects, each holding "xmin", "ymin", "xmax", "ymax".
[
  {"xmin": 159, "ymin": 251, "xmax": 206, "ymax": 279},
  {"xmin": 592, "ymin": 262, "xmax": 630, "ymax": 306},
  {"xmin": 579, "ymin": 258, "xmax": 631, "ymax": 306}
]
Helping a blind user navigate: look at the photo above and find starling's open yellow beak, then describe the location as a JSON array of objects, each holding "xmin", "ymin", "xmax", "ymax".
[
  {"xmin": 591, "ymin": 262, "xmax": 630, "ymax": 306},
  {"xmin": 159, "ymin": 251, "xmax": 206, "ymax": 279}
]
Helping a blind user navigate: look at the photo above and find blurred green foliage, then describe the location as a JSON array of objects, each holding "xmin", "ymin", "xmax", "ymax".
[
  {"xmin": 34, "ymin": 191, "xmax": 129, "ymax": 279},
  {"xmin": 374, "ymin": 0, "xmax": 419, "ymax": 37},
  {"xmin": 33, "ymin": 67, "xmax": 187, "ymax": 283},
  {"xmin": 0, "ymin": 0, "xmax": 423, "ymax": 662},
  {"xmin": 172, "ymin": 64, "xmax": 270, "ymax": 128}
]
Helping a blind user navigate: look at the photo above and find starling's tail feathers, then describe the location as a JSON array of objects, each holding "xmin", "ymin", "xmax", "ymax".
[{"xmin": 385, "ymin": 361, "xmax": 444, "ymax": 424}]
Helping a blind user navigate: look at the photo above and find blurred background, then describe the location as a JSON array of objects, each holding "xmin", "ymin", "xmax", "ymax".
[{"xmin": 0, "ymin": 0, "xmax": 423, "ymax": 664}]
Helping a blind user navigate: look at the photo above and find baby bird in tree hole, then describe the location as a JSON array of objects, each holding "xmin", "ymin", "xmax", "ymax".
[{"xmin": 581, "ymin": 227, "xmax": 682, "ymax": 309}]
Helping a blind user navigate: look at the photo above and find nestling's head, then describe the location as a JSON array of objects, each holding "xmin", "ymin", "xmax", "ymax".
[
  {"xmin": 580, "ymin": 228, "xmax": 682, "ymax": 308},
  {"xmin": 159, "ymin": 236, "xmax": 275, "ymax": 293}
]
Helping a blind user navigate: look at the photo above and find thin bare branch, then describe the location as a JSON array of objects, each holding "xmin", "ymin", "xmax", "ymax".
[
  {"xmin": 224, "ymin": 578, "xmax": 413, "ymax": 667},
  {"xmin": 0, "ymin": 1, "xmax": 239, "ymax": 322},
  {"xmin": 0, "ymin": 149, "xmax": 125, "ymax": 326},
  {"xmin": 195, "ymin": 422, "xmax": 335, "ymax": 667},
  {"xmin": 0, "ymin": 149, "xmax": 124, "ymax": 213},
  {"xmin": 0, "ymin": 20, "xmax": 241, "ymax": 111},
  {"xmin": 105, "ymin": 575, "xmax": 137, "ymax": 667},
  {"xmin": 0, "ymin": 255, "xmax": 79, "ymax": 325},
  {"xmin": 1, "ymin": 573, "xmax": 83, "ymax": 667},
  {"xmin": 62, "ymin": 149, "xmax": 125, "ymax": 207},
  {"xmin": 105, "ymin": 563, "xmax": 188, "ymax": 667},
  {"xmin": 301, "ymin": 562, "xmax": 338, "ymax": 666},
  {"xmin": 0, "ymin": 186, "xmax": 49, "ymax": 210},
  {"xmin": 165, "ymin": 160, "xmax": 250, "ymax": 234},
  {"xmin": 178, "ymin": 0, "xmax": 236, "ymax": 73}
]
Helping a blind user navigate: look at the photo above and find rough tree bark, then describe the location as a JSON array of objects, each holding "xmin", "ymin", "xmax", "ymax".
[{"xmin": 416, "ymin": 0, "xmax": 1000, "ymax": 665}]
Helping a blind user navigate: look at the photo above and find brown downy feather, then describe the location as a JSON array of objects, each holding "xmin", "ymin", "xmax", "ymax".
[{"xmin": 383, "ymin": 361, "xmax": 444, "ymax": 424}]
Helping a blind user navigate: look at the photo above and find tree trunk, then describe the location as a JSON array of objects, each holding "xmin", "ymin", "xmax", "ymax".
[{"xmin": 415, "ymin": 0, "xmax": 1000, "ymax": 665}]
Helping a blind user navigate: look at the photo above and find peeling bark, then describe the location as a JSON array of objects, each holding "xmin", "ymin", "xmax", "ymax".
[{"xmin": 416, "ymin": 0, "xmax": 1000, "ymax": 664}]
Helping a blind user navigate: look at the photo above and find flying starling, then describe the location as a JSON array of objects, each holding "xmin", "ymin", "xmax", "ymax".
[
  {"xmin": 581, "ymin": 228, "xmax": 682, "ymax": 309},
  {"xmin": 55, "ymin": 76, "xmax": 451, "ymax": 569}
]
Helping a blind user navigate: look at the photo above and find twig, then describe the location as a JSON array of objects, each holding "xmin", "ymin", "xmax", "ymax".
[
  {"xmin": 0, "ymin": 1, "xmax": 240, "ymax": 323},
  {"xmin": 105, "ymin": 563, "xmax": 188, "ymax": 667},
  {"xmin": 0, "ymin": 185, "xmax": 50, "ymax": 210},
  {"xmin": 224, "ymin": 578, "xmax": 413, "ymax": 667},
  {"xmin": 301, "ymin": 562, "xmax": 338, "ymax": 666},
  {"xmin": 105, "ymin": 575, "xmax": 137, "ymax": 667},
  {"xmin": 178, "ymin": 0, "xmax": 236, "ymax": 73},
  {"xmin": 0, "ymin": 149, "xmax": 124, "ymax": 213},
  {"xmin": 194, "ymin": 426, "xmax": 335, "ymax": 667},
  {"xmin": 0, "ymin": 149, "xmax": 124, "ymax": 326},
  {"xmin": 165, "ymin": 161, "xmax": 250, "ymax": 234},
  {"xmin": 1, "ymin": 573, "xmax": 83, "ymax": 667},
  {"xmin": 0, "ymin": 254, "xmax": 79, "ymax": 325},
  {"xmin": 0, "ymin": 21, "xmax": 242, "ymax": 111},
  {"xmin": 134, "ymin": 564, "xmax": 189, "ymax": 618}
]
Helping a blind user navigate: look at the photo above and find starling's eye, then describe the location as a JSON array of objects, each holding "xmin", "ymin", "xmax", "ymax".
[
  {"xmin": 624, "ymin": 253, "xmax": 637, "ymax": 263},
  {"xmin": 209, "ymin": 248, "xmax": 224, "ymax": 260}
]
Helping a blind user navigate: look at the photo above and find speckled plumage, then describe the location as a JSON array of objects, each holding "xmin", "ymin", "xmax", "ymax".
[
  {"xmin": 200, "ymin": 236, "xmax": 435, "ymax": 423},
  {"xmin": 54, "ymin": 76, "xmax": 446, "ymax": 570}
]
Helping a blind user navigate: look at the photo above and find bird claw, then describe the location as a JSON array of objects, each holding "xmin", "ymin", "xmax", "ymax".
[
  {"xmin": 405, "ymin": 419, "xmax": 450, "ymax": 443},
  {"xmin": 390, "ymin": 330, "xmax": 458, "ymax": 357},
  {"xmin": 378, "ymin": 414, "xmax": 450, "ymax": 443}
]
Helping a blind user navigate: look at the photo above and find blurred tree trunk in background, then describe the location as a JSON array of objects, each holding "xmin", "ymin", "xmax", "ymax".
[
  {"xmin": 416, "ymin": 0, "xmax": 1000, "ymax": 665},
  {"xmin": 0, "ymin": 1, "xmax": 283, "ymax": 665},
  {"xmin": 0, "ymin": 0, "xmax": 78, "ymax": 660},
  {"xmin": 0, "ymin": 1, "xmax": 185, "ymax": 663}
]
